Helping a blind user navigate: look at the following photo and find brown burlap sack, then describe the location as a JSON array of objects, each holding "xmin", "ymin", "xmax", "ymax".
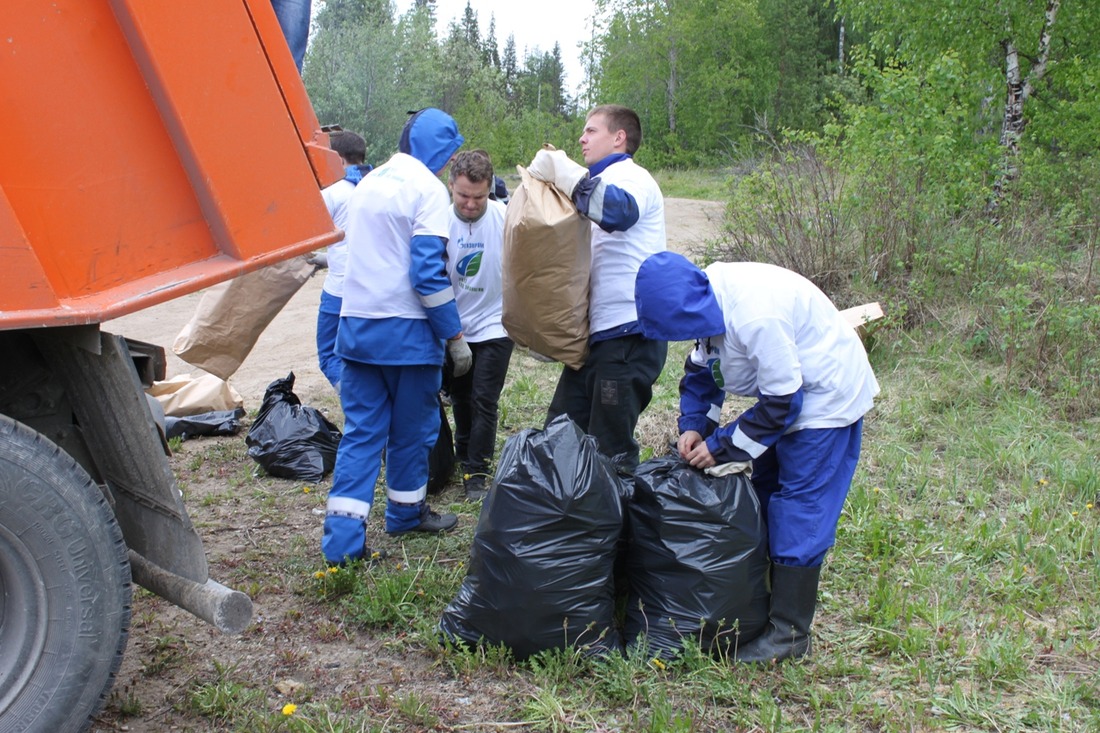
[
  {"xmin": 172, "ymin": 257, "xmax": 315, "ymax": 380},
  {"xmin": 502, "ymin": 166, "xmax": 591, "ymax": 370}
]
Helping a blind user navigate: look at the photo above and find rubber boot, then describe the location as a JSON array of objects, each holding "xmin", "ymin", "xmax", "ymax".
[{"xmin": 734, "ymin": 563, "xmax": 821, "ymax": 663}]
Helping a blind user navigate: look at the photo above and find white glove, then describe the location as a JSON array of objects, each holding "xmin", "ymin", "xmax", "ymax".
[
  {"xmin": 447, "ymin": 334, "xmax": 473, "ymax": 377},
  {"xmin": 527, "ymin": 148, "xmax": 588, "ymax": 196},
  {"xmin": 307, "ymin": 251, "xmax": 328, "ymax": 269}
]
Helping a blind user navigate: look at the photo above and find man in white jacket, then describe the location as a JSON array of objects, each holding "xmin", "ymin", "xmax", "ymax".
[
  {"xmin": 526, "ymin": 105, "xmax": 668, "ymax": 472},
  {"xmin": 634, "ymin": 251, "xmax": 880, "ymax": 662},
  {"xmin": 321, "ymin": 109, "xmax": 471, "ymax": 565}
]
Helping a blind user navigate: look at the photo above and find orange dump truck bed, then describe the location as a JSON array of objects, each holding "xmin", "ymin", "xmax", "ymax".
[{"xmin": 0, "ymin": 0, "xmax": 343, "ymax": 329}]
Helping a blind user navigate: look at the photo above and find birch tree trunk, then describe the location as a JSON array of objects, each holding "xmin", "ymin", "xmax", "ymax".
[{"xmin": 989, "ymin": 0, "xmax": 1060, "ymax": 215}]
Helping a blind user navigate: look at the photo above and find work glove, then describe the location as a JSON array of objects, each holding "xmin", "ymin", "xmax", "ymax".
[
  {"xmin": 307, "ymin": 251, "xmax": 328, "ymax": 269},
  {"xmin": 527, "ymin": 147, "xmax": 588, "ymax": 196},
  {"xmin": 447, "ymin": 334, "xmax": 473, "ymax": 377}
]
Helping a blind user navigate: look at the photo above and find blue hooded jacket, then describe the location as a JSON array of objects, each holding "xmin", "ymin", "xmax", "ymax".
[
  {"xmin": 635, "ymin": 252, "xmax": 724, "ymax": 340},
  {"xmin": 399, "ymin": 108, "xmax": 465, "ymax": 174}
]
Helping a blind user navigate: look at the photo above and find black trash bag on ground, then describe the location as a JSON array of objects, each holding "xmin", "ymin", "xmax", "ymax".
[
  {"xmin": 427, "ymin": 397, "xmax": 454, "ymax": 495},
  {"xmin": 245, "ymin": 372, "xmax": 341, "ymax": 482},
  {"xmin": 439, "ymin": 415, "xmax": 625, "ymax": 660},
  {"xmin": 165, "ymin": 407, "xmax": 246, "ymax": 440},
  {"xmin": 624, "ymin": 454, "xmax": 770, "ymax": 659}
]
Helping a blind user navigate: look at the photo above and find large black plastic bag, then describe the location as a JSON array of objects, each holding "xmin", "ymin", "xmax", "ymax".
[
  {"xmin": 624, "ymin": 454, "xmax": 770, "ymax": 659},
  {"xmin": 427, "ymin": 397, "xmax": 454, "ymax": 495},
  {"xmin": 439, "ymin": 415, "xmax": 624, "ymax": 660},
  {"xmin": 245, "ymin": 372, "xmax": 342, "ymax": 482},
  {"xmin": 165, "ymin": 407, "xmax": 246, "ymax": 440}
]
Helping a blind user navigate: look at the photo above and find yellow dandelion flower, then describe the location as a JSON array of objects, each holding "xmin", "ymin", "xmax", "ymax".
[
  {"xmin": 650, "ymin": 657, "xmax": 666, "ymax": 670},
  {"xmin": 1072, "ymin": 511, "xmax": 1079, "ymax": 517},
  {"xmin": 1088, "ymin": 503, "xmax": 1094, "ymax": 510},
  {"xmin": 303, "ymin": 487, "xmax": 312, "ymax": 494},
  {"xmin": 463, "ymin": 473, "xmax": 471, "ymax": 480},
  {"xmin": 327, "ymin": 566, "xmax": 339, "ymax": 574},
  {"xmin": 1038, "ymin": 478, "xmax": 1048, "ymax": 486},
  {"xmin": 313, "ymin": 570, "xmax": 325, "ymax": 579},
  {"xmin": 873, "ymin": 487, "xmax": 881, "ymax": 493},
  {"xmin": 282, "ymin": 703, "xmax": 298, "ymax": 716},
  {"xmin": 370, "ymin": 550, "xmax": 381, "ymax": 559}
]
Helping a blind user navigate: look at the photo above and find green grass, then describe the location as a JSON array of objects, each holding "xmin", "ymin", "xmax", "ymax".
[
  {"xmin": 652, "ymin": 168, "xmax": 729, "ymax": 200},
  {"xmin": 116, "ymin": 319, "xmax": 1100, "ymax": 732}
]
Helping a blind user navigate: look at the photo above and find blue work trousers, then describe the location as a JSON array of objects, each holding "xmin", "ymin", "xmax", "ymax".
[
  {"xmin": 321, "ymin": 361, "xmax": 441, "ymax": 563},
  {"xmin": 750, "ymin": 419, "xmax": 863, "ymax": 567},
  {"xmin": 316, "ymin": 290, "xmax": 343, "ymax": 391}
]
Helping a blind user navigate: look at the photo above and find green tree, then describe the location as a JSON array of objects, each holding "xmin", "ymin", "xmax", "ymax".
[{"xmin": 834, "ymin": 0, "xmax": 1088, "ymax": 208}]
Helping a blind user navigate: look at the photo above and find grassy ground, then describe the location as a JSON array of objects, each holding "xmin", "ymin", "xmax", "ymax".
[
  {"xmin": 126, "ymin": 317, "xmax": 1100, "ymax": 732},
  {"xmin": 101, "ymin": 176, "xmax": 1099, "ymax": 730}
]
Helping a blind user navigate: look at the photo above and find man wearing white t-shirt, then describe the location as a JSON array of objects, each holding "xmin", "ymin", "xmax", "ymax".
[
  {"xmin": 526, "ymin": 105, "xmax": 668, "ymax": 472},
  {"xmin": 321, "ymin": 109, "xmax": 471, "ymax": 565},
  {"xmin": 443, "ymin": 150, "xmax": 513, "ymax": 502},
  {"xmin": 634, "ymin": 251, "xmax": 880, "ymax": 663}
]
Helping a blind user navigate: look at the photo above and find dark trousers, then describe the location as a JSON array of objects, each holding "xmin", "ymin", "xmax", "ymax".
[
  {"xmin": 449, "ymin": 337, "xmax": 514, "ymax": 476},
  {"xmin": 546, "ymin": 334, "xmax": 667, "ymax": 471}
]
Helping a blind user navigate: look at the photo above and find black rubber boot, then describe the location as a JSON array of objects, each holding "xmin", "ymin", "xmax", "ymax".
[{"xmin": 734, "ymin": 563, "xmax": 821, "ymax": 663}]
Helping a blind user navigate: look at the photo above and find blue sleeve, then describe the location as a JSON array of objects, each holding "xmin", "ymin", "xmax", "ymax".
[
  {"xmin": 409, "ymin": 233, "xmax": 462, "ymax": 340},
  {"xmin": 572, "ymin": 176, "xmax": 640, "ymax": 233},
  {"xmin": 705, "ymin": 389, "xmax": 805, "ymax": 463},
  {"xmin": 677, "ymin": 349, "xmax": 725, "ymax": 436}
]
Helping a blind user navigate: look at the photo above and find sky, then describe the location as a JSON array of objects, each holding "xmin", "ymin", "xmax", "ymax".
[{"xmin": 394, "ymin": 0, "xmax": 597, "ymax": 94}]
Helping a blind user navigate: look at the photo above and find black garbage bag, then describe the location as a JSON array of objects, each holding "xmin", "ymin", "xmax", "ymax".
[
  {"xmin": 245, "ymin": 372, "xmax": 341, "ymax": 482},
  {"xmin": 165, "ymin": 407, "xmax": 246, "ymax": 440},
  {"xmin": 624, "ymin": 454, "xmax": 770, "ymax": 659},
  {"xmin": 427, "ymin": 398, "xmax": 454, "ymax": 495},
  {"xmin": 439, "ymin": 415, "xmax": 625, "ymax": 660}
]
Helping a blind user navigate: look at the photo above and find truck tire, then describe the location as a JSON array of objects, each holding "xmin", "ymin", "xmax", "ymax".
[{"xmin": 0, "ymin": 415, "xmax": 131, "ymax": 733}]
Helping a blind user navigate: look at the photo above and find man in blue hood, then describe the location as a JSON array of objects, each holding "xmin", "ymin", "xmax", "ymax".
[
  {"xmin": 635, "ymin": 251, "xmax": 880, "ymax": 662},
  {"xmin": 322, "ymin": 108, "xmax": 470, "ymax": 565}
]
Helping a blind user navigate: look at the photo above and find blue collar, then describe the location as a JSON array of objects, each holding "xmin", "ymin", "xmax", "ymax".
[{"xmin": 588, "ymin": 152, "xmax": 631, "ymax": 177}]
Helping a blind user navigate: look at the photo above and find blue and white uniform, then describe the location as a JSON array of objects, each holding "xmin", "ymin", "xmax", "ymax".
[
  {"xmin": 322, "ymin": 109, "xmax": 464, "ymax": 564},
  {"xmin": 635, "ymin": 252, "xmax": 879, "ymax": 566},
  {"xmin": 317, "ymin": 164, "xmax": 369, "ymax": 390}
]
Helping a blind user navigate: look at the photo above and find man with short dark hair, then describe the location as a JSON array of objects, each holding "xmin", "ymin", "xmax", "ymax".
[
  {"xmin": 315, "ymin": 129, "xmax": 371, "ymax": 393},
  {"xmin": 527, "ymin": 104, "xmax": 668, "ymax": 472},
  {"xmin": 444, "ymin": 150, "xmax": 513, "ymax": 501}
]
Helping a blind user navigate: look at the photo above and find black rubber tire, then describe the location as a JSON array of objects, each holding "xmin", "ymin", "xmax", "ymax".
[{"xmin": 0, "ymin": 414, "xmax": 131, "ymax": 733}]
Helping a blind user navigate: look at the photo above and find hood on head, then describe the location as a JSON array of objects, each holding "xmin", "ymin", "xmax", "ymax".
[
  {"xmin": 635, "ymin": 252, "xmax": 725, "ymax": 341},
  {"xmin": 399, "ymin": 108, "xmax": 464, "ymax": 174}
]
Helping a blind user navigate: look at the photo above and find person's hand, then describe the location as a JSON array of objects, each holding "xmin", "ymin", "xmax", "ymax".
[
  {"xmin": 678, "ymin": 430, "xmax": 716, "ymax": 469},
  {"xmin": 527, "ymin": 148, "xmax": 588, "ymax": 196},
  {"xmin": 677, "ymin": 430, "xmax": 703, "ymax": 458},
  {"xmin": 307, "ymin": 251, "xmax": 328, "ymax": 269},
  {"xmin": 447, "ymin": 334, "xmax": 473, "ymax": 377}
]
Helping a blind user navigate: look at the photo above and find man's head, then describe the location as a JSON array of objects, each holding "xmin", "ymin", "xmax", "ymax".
[
  {"xmin": 580, "ymin": 104, "xmax": 642, "ymax": 166},
  {"xmin": 449, "ymin": 150, "xmax": 495, "ymax": 222},
  {"xmin": 328, "ymin": 129, "xmax": 367, "ymax": 166}
]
